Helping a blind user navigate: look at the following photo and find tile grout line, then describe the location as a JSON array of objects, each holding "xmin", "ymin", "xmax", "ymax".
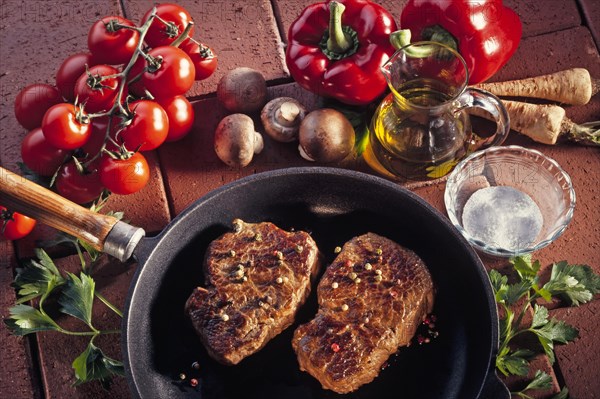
[{"xmin": 575, "ymin": 0, "xmax": 600, "ymax": 51}]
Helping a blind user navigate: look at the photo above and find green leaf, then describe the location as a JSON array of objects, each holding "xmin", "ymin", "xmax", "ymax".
[
  {"xmin": 72, "ymin": 340, "xmax": 125, "ymax": 389},
  {"xmin": 4, "ymin": 304, "xmax": 60, "ymax": 335},
  {"xmin": 489, "ymin": 269, "xmax": 509, "ymax": 303},
  {"xmin": 505, "ymin": 279, "xmax": 533, "ymax": 305},
  {"xmin": 511, "ymin": 255, "xmax": 541, "ymax": 280},
  {"xmin": 58, "ymin": 273, "xmax": 95, "ymax": 327},
  {"xmin": 13, "ymin": 251, "xmax": 66, "ymax": 303},
  {"xmin": 496, "ymin": 349, "xmax": 534, "ymax": 376},
  {"xmin": 544, "ymin": 262, "xmax": 600, "ymax": 306},
  {"xmin": 532, "ymin": 304, "xmax": 549, "ymax": 328},
  {"xmin": 498, "ymin": 307, "xmax": 515, "ymax": 343},
  {"xmin": 537, "ymin": 318, "xmax": 579, "ymax": 344},
  {"xmin": 530, "ymin": 317, "xmax": 578, "ymax": 364},
  {"xmin": 523, "ymin": 370, "xmax": 553, "ymax": 391}
]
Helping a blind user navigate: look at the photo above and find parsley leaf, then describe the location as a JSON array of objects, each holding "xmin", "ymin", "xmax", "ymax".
[
  {"xmin": 72, "ymin": 340, "xmax": 125, "ymax": 389},
  {"xmin": 59, "ymin": 273, "xmax": 96, "ymax": 328},
  {"xmin": 544, "ymin": 261, "xmax": 600, "ymax": 306},
  {"xmin": 13, "ymin": 248, "xmax": 65, "ymax": 303},
  {"xmin": 511, "ymin": 255, "xmax": 541, "ymax": 280},
  {"xmin": 493, "ymin": 256, "xmax": 597, "ymax": 397},
  {"xmin": 528, "ymin": 304, "xmax": 579, "ymax": 364},
  {"xmin": 496, "ymin": 348, "xmax": 534, "ymax": 376},
  {"xmin": 5, "ymin": 303, "xmax": 60, "ymax": 335}
]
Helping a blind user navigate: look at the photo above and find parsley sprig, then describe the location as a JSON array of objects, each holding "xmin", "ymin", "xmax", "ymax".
[
  {"xmin": 4, "ymin": 200, "xmax": 126, "ymax": 389},
  {"xmin": 491, "ymin": 255, "xmax": 600, "ymax": 398}
]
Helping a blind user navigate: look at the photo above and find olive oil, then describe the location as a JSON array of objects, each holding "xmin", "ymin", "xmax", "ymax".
[{"xmin": 364, "ymin": 79, "xmax": 471, "ymax": 180}]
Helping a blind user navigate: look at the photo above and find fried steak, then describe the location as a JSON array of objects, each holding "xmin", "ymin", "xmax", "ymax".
[
  {"xmin": 185, "ymin": 219, "xmax": 320, "ymax": 365},
  {"xmin": 292, "ymin": 233, "xmax": 435, "ymax": 393}
]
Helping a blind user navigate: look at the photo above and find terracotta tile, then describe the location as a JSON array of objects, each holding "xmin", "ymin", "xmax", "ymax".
[
  {"xmin": 551, "ymin": 301, "xmax": 600, "ymax": 399},
  {"xmin": 504, "ymin": 0, "xmax": 581, "ymax": 37},
  {"xmin": 0, "ymin": 241, "xmax": 38, "ymax": 399},
  {"xmin": 33, "ymin": 254, "xmax": 133, "ymax": 398},
  {"xmin": 157, "ymin": 83, "xmax": 323, "ymax": 216},
  {"xmin": 121, "ymin": 0, "xmax": 288, "ymax": 97},
  {"xmin": 579, "ymin": 0, "xmax": 600, "ymax": 48}
]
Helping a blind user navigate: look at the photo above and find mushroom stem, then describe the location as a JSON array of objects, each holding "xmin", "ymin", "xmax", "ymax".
[
  {"xmin": 253, "ymin": 132, "xmax": 264, "ymax": 154},
  {"xmin": 277, "ymin": 102, "xmax": 301, "ymax": 125}
]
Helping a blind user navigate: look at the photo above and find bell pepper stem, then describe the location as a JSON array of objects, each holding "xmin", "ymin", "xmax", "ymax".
[
  {"xmin": 390, "ymin": 29, "xmax": 434, "ymax": 57},
  {"xmin": 327, "ymin": 1, "xmax": 351, "ymax": 53}
]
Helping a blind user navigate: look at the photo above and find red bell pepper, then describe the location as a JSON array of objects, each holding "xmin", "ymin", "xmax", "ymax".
[
  {"xmin": 399, "ymin": 0, "xmax": 522, "ymax": 84},
  {"xmin": 286, "ymin": 0, "xmax": 398, "ymax": 106}
]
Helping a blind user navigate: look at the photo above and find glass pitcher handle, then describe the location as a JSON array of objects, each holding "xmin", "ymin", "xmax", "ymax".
[{"xmin": 457, "ymin": 88, "xmax": 510, "ymax": 151}]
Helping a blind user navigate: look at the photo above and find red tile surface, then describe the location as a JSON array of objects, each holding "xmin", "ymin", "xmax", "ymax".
[
  {"xmin": 551, "ymin": 301, "xmax": 600, "ymax": 399},
  {"xmin": 1, "ymin": 0, "xmax": 600, "ymax": 398},
  {"xmin": 0, "ymin": 241, "xmax": 38, "ymax": 399},
  {"xmin": 579, "ymin": 0, "xmax": 600, "ymax": 48}
]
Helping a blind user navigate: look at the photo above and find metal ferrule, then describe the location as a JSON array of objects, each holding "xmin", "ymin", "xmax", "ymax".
[{"xmin": 104, "ymin": 221, "xmax": 146, "ymax": 262}]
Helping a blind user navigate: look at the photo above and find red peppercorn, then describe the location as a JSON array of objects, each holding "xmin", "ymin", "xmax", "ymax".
[
  {"xmin": 331, "ymin": 343, "xmax": 340, "ymax": 352},
  {"xmin": 190, "ymin": 378, "xmax": 198, "ymax": 387}
]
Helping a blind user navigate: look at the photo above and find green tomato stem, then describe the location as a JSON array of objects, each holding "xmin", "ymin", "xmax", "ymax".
[{"xmin": 170, "ymin": 21, "xmax": 194, "ymax": 48}]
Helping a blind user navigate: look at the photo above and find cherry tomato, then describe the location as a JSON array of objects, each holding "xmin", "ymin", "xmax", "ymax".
[
  {"xmin": 55, "ymin": 160, "xmax": 104, "ymax": 204},
  {"xmin": 116, "ymin": 100, "xmax": 169, "ymax": 151},
  {"xmin": 157, "ymin": 95, "xmax": 194, "ymax": 142},
  {"xmin": 42, "ymin": 103, "xmax": 91, "ymax": 150},
  {"xmin": 142, "ymin": 46, "xmax": 194, "ymax": 99},
  {"xmin": 127, "ymin": 56, "xmax": 148, "ymax": 98},
  {"xmin": 74, "ymin": 64, "xmax": 123, "ymax": 113},
  {"xmin": 88, "ymin": 16, "xmax": 140, "ymax": 65},
  {"xmin": 141, "ymin": 3, "xmax": 194, "ymax": 48},
  {"xmin": 0, "ymin": 207, "xmax": 36, "ymax": 241},
  {"xmin": 56, "ymin": 53, "xmax": 97, "ymax": 101},
  {"xmin": 14, "ymin": 84, "xmax": 62, "ymax": 130},
  {"xmin": 21, "ymin": 127, "xmax": 69, "ymax": 176},
  {"xmin": 181, "ymin": 41, "xmax": 218, "ymax": 81},
  {"xmin": 99, "ymin": 152, "xmax": 150, "ymax": 195}
]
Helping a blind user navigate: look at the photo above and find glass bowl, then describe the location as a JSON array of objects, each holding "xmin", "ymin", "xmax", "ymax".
[{"xmin": 444, "ymin": 145, "xmax": 576, "ymax": 257}]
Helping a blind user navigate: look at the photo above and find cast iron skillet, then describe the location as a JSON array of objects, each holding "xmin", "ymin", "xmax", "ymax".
[{"xmin": 0, "ymin": 166, "xmax": 508, "ymax": 398}]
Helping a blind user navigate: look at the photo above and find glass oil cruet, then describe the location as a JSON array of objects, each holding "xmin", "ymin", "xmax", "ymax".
[{"xmin": 363, "ymin": 40, "xmax": 510, "ymax": 180}]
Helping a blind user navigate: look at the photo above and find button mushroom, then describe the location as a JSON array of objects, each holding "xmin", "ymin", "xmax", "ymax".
[
  {"xmin": 214, "ymin": 114, "xmax": 264, "ymax": 167},
  {"xmin": 298, "ymin": 109, "xmax": 355, "ymax": 163},
  {"xmin": 260, "ymin": 97, "xmax": 307, "ymax": 142},
  {"xmin": 217, "ymin": 67, "xmax": 268, "ymax": 114}
]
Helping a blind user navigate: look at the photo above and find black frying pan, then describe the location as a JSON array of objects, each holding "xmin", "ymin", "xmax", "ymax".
[{"xmin": 0, "ymin": 166, "xmax": 509, "ymax": 398}]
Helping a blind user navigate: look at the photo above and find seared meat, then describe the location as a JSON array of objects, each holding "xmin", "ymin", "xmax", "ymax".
[
  {"xmin": 185, "ymin": 219, "xmax": 320, "ymax": 365},
  {"xmin": 292, "ymin": 233, "xmax": 435, "ymax": 393}
]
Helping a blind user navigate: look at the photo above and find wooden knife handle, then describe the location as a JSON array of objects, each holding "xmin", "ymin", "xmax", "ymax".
[{"xmin": 0, "ymin": 166, "xmax": 118, "ymax": 251}]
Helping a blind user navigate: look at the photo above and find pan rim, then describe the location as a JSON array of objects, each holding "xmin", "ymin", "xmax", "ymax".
[{"xmin": 122, "ymin": 166, "xmax": 499, "ymax": 399}]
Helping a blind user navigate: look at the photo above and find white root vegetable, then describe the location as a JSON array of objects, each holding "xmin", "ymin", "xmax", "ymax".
[
  {"xmin": 474, "ymin": 68, "xmax": 600, "ymax": 105},
  {"xmin": 471, "ymin": 100, "xmax": 599, "ymax": 146}
]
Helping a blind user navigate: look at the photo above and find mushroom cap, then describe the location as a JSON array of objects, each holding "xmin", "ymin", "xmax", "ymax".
[
  {"xmin": 260, "ymin": 97, "xmax": 306, "ymax": 142},
  {"xmin": 214, "ymin": 114, "xmax": 264, "ymax": 167},
  {"xmin": 217, "ymin": 67, "xmax": 268, "ymax": 113},
  {"xmin": 298, "ymin": 109, "xmax": 355, "ymax": 163}
]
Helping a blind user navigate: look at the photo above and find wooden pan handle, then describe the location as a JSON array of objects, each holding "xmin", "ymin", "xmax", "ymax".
[{"xmin": 0, "ymin": 167, "xmax": 144, "ymax": 261}]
